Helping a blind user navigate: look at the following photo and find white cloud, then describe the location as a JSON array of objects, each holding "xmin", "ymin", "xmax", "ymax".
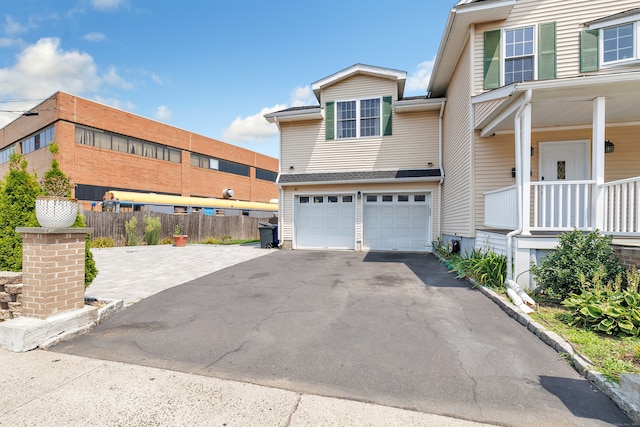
[
  {"xmin": 154, "ymin": 105, "xmax": 171, "ymax": 121},
  {"xmin": 84, "ymin": 31, "xmax": 106, "ymax": 42},
  {"xmin": 290, "ymin": 86, "xmax": 315, "ymax": 106},
  {"xmin": 406, "ymin": 58, "xmax": 435, "ymax": 94},
  {"xmin": 0, "ymin": 37, "xmax": 134, "ymax": 127},
  {"xmin": 223, "ymin": 104, "xmax": 286, "ymax": 143},
  {"xmin": 102, "ymin": 66, "xmax": 133, "ymax": 89},
  {"xmin": 90, "ymin": 0, "xmax": 127, "ymax": 11},
  {"xmin": 4, "ymin": 16, "xmax": 29, "ymax": 35},
  {"xmin": 93, "ymin": 96, "xmax": 135, "ymax": 111},
  {"xmin": 0, "ymin": 38, "xmax": 100, "ymax": 99},
  {"xmin": 150, "ymin": 72, "xmax": 163, "ymax": 85}
]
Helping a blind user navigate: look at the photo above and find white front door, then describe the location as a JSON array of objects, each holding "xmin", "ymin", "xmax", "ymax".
[
  {"xmin": 363, "ymin": 193, "xmax": 431, "ymax": 251},
  {"xmin": 538, "ymin": 140, "xmax": 590, "ymax": 228}
]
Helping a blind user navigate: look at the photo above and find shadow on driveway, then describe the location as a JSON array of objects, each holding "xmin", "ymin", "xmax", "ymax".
[{"xmin": 51, "ymin": 251, "xmax": 631, "ymax": 427}]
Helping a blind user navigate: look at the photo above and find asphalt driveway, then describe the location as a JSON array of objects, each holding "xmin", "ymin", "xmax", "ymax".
[{"xmin": 52, "ymin": 251, "xmax": 631, "ymax": 426}]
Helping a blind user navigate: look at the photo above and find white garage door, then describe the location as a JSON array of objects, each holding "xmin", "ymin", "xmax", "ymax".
[
  {"xmin": 295, "ymin": 194, "xmax": 356, "ymax": 249},
  {"xmin": 363, "ymin": 193, "xmax": 431, "ymax": 251}
]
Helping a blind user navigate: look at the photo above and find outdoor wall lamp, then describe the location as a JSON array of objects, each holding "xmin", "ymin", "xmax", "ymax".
[
  {"xmin": 604, "ymin": 140, "xmax": 615, "ymax": 154},
  {"xmin": 357, "ymin": 191, "xmax": 361, "ymax": 199}
]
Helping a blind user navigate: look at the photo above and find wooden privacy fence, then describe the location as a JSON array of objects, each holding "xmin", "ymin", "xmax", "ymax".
[{"xmin": 82, "ymin": 211, "xmax": 276, "ymax": 245}]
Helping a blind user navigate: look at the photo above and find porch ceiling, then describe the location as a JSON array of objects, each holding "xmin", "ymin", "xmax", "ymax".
[{"xmin": 476, "ymin": 71, "xmax": 640, "ymax": 134}]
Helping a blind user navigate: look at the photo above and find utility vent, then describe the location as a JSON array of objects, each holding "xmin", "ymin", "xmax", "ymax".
[{"xmin": 222, "ymin": 188, "xmax": 234, "ymax": 199}]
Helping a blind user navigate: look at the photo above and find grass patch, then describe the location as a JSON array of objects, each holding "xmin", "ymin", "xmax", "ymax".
[{"xmin": 531, "ymin": 304, "xmax": 640, "ymax": 381}]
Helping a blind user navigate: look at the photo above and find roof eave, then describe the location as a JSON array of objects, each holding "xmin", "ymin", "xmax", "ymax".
[
  {"xmin": 311, "ymin": 64, "xmax": 407, "ymax": 102},
  {"xmin": 264, "ymin": 108, "xmax": 323, "ymax": 123},
  {"xmin": 277, "ymin": 176, "xmax": 443, "ymax": 187},
  {"xmin": 395, "ymin": 97, "xmax": 446, "ymax": 113}
]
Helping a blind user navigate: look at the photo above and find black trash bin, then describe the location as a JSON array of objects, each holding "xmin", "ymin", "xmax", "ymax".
[{"xmin": 258, "ymin": 222, "xmax": 278, "ymax": 248}]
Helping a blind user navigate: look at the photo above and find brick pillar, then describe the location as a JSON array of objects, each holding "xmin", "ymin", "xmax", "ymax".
[{"xmin": 16, "ymin": 227, "xmax": 91, "ymax": 320}]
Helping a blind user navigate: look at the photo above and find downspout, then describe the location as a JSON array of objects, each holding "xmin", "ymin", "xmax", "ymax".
[
  {"xmin": 506, "ymin": 89, "xmax": 531, "ymax": 281},
  {"xmin": 505, "ymin": 89, "xmax": 536, "ymax": 312},
  {"xmin": 437, "ymin": 100, "xmax": 445, "ymax": 241},
  {"xmin": 274, "ymin": 115, "xmax": 283, "ymax": 247}
]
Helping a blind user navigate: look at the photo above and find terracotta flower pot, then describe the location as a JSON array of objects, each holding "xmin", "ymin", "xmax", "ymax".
[
  {"xmin": 35, "ymin": 196, "xmax": 78, "ymax": 228},
  {"xmin": 173, "ymin": 235, "xmax": 188, "ymax": 247}
]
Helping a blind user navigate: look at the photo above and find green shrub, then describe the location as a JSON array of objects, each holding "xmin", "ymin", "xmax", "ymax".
[
  {"xmin": 0, "ymin": 153, "xmax": 41, "ymax": 271},
  {"xmin": 562, "ymin": 267, "xmax": 640, "ymax": 337},
  {"xmin": 91, "ymin": 237, "xmax": 115, "ymax": 248},
  {"xmin": 73, "ymin": 213, "xmax": 97, "ymax": 288},
  {"xmin": 448, "ymin": 248, "xmax": 507, "ymax": 289},
  {"xmin": 201, "ymin": 236, "xmax": 220, "ymax": 244},
  {"xmin": 160, "ymin": 237, "xmax": 174, "ymax": 245},
  {"xmin": 143, "ymin": 216, "xmax": 161, "ymax": 245},
  {"xmin": 124, "ymin": 216, "xmax": 139, "ymax": 246},
  {"xmin": 531, "ymin": 229, "xmax": 624, "ymax": 302}
]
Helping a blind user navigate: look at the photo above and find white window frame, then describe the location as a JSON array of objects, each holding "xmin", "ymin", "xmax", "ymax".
[
  {"xmin": 590, "ymin": 13, "xmax": 640, "ymax": 68},
  {"xmin": 502, "ymin": 25, "xmax": 537, "ymax": 86},
  {"xmin": 335, "ymin": 97, "xmax": 382, "ymax": 140}
]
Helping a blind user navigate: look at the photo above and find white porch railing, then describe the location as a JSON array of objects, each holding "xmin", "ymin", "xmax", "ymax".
[
  {"xmin": 531, "ymin": 180, "xmax": 594, "ymax": 230},
  {"xmin": 600, "ymin": 176, "xmax": 640, "ymax": 235},
  {"xmin": 484, "ymin": 185, "xmax": 517, "ymax": 229}
]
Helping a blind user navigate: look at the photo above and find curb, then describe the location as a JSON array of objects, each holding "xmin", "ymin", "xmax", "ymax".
[{"xmin": 470, "ymin": 278, "xmax": 640, "ymax": 425}]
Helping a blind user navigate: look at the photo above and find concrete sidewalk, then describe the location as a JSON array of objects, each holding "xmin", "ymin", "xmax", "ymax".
[{"xmin": 1, "ymin": 348, "xmax": 494, "ymax": 426}]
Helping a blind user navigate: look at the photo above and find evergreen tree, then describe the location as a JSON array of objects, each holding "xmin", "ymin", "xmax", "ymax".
[{"xmin": 0, "ymin": 154, "xmax": 42, "ymax": 271}]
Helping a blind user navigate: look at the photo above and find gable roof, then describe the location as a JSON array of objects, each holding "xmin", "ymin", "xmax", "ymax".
[
  {"xmin": 428, "ymin": 0, "xmax": 516, "ymax": 98},
  {"xmin": 311, "ymin": 64, "xmax": 406, "ymax": 102}
]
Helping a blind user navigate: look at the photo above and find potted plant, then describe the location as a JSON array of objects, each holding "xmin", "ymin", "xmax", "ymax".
[
  {"xmin": 35, "ymin": 143, "xmax": 78, "ymax": 228},
  {"xmin": 173, "ymin": 224, "xmax": 188, "ymax": 247}
]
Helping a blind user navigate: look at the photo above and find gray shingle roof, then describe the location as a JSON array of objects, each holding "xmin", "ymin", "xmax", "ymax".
[{"xmin": 278, "ymin": 169, "xmax": 442, "ymax": 184}]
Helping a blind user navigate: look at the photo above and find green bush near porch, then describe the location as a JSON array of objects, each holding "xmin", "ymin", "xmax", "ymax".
[{"xmin": 531, "ymin": 229, "xmax": 625, "ymax": 302}]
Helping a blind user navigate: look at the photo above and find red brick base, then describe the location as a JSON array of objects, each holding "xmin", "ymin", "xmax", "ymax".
[{"xmin": 16, "ymin": 227, "xmax": 91, "ymax": 320}]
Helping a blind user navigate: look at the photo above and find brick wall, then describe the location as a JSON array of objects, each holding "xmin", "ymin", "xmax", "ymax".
[
  {"xmin": 0, "ymin": 92, "xmax": 279, "ymax": 204},
  {"xmin": 613, "ymin": 246, "xmax": 640, "ymax": 271},
  {"xmin": 19, "ymin": 228, "xmax": 88, "ymax": 320}
]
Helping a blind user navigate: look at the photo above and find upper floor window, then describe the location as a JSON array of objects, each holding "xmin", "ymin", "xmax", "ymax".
[
  {"xmin": 582, "ymin": 11, "xmax": 640, "ymax": 72},
  {"xmin": 21, "ymin": 126, "xmax": 55, "ymax": 155},
  {"xmin": 336, "ymin": 98, "xmax": 381, "ymax": 139},
  {"xmin": 483, "ymin": 22, "xmax": 556, "ymax": 90},
  {"xmin": 602, "ymin": 23, "xmax": 634, "ymax": 63},
  {"xmin": 326, "ymin": 96, "xmax": 392, "ymax": 140},
  {"xmin": 504, "ymin": 27, "xmax": 535, "ymax": 85}
]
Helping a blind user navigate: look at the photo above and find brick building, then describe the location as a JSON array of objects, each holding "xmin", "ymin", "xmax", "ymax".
[{"xmin": 0, "ymin": 92, "xmax": 278, "ymax": 211}]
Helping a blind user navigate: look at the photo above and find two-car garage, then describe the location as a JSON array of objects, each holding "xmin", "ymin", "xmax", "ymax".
[{"xmin": 294, "ymin": 192, "xmax": 432, "ymax": 252}]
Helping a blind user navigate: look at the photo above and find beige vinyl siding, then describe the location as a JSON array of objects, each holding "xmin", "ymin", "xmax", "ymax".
[
  {"xmin": 442, "ymin": 40, "xmax": 474, "ymax": 237},
  {"xmin": 472, "ymin": 0, "xmax": 640, "ymax": 95},
  {"xmin": 280, "ymin": 182, "xmax": 440, "ymax": 246},
  {"xmin": 280, "ymin": 75, "xmax": 440, "ymax": 174},
  {"xmin": 474, "ymin": 97, "xmax": 509, "ymax": 128},
  {"xmin": 472, "ymin": 125, "xmax": 640, "ymax": 230},
  {"xmin": 473, "ymin": 132, "xmax": 516, "ymax": 230}
]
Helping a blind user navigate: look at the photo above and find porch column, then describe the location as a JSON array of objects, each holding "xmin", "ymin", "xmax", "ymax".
[
  {"xmin": 592, "ymin": 97, "xmax": 605, "ymax": 231},
  {"xmin": 520, "ymin": 103, "xmax": 532, "ymax": 235}
]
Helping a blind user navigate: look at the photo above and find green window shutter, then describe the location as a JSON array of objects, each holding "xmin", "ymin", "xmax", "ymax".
[
  {"xmin": 483, "ymin": 30, "xmax": 501, "ymax": 90},
  {"xmin": 325, "ymin": 101, "xmax": 334, "ymax": 140},
  {"xmin": 382, "ymin": 96, "xmax": 392, "ymax": 136},
  {"xmin": 538, "ymin": 22, "xmax": 556, "ymax": 80},
  {"xmin": 580, "ymin": 29, "xmax": 599, "ymax": 72}
]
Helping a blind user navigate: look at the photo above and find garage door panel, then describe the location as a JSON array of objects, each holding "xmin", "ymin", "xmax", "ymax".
[
  {"xmin": 363, "ymin": 193, "xmax": 431, "ymax": 252},
  {"xmin": 295, "ymin": 194, "xmax": 355, "ymax": 250}
]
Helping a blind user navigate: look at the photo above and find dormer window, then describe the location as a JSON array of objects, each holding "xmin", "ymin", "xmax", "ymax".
[
  {"xmin": 582, "ymin": 10, "xmax": 640, "ymax": 72},
  {"xmin": 336, "ymin": 98, "xmax": 381, "ymax": 139},
  {"xmin": 602, "ymin": 23, "xmax": 634, "ymax": 63},
  {"xmin": 325, "ymin": 96, "xmax": 392, "ymax": 140}
]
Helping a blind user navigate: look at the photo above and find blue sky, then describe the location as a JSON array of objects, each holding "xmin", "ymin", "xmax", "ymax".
[{"xmin": 0, "ymin": 0, "xmax": 455, "ymax": 159}]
